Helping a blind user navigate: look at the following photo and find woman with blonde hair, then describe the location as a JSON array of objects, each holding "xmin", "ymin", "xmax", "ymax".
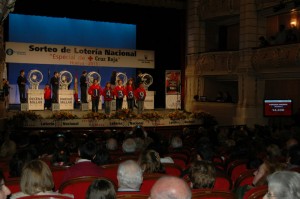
[
  {"xmin": 11, "ymin": 160, "xmax": 74, "ymax": 198},
  {"xmin": 138, "ymin": 149, "xmax": 165, "ymax": 174}
]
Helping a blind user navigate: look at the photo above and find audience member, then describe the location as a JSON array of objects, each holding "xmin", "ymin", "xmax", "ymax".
[
  {"xmin": 92, "ymin": 148, "xmax": 111, "ymax": 166},
  {"xmin": 86, "ymin": 178, "xmax": 116, "ymax": 199},
  {"xmin": 117, "ymin": 160, "xmax": 143, "ymax": 192},
  {"xmin": 235, "ymin": 159, "xmax": 285, "ymax": 199},
  {"xmin": 258, "ymin": 36, "xmax": 270, "ymax": 47},
  {"xmin": 61, "ymin": 140, "xmax": 104, "ymax": 184},
  {"xmin": 189, "ymin": 160, "xmax": 216, "ymax": 189},
  {"xmin": 0, "ymin": 132, "xmax": 16, "ymax": 158},
  {"xmin": 263, "ymin": 171, "xmax": 300, "ymax": 199},
  {"xmin": 286, "ymin": 144, "xmax": 300, "ymax": 170},
  {"xmin": 11, "ymin": 160, "xmax": 74, "ymax": 198},
  {"xmin": 122, "ymin": 138, "xmax": 137, "ymax": 154},
  {"xmin": 170, "ymin": 136, "xmax": 183, "ymax": 150},
  {"xmin": 106, "ymin": 138, "xmax": 118, "ymax": 151},
  {"xmin": 275, "ymin": 24, "xmax": 287, "ymax": 45},
  {"xmin": 149, "ymin": 176, "xmax": 192, "ymax": 199},
  {"xmin": 266, "ymin": 144, "xmax": 282, "ymax": 162},
  {"xmin": 138, "ymin": 149, "xmax": 165, "ymax": 174},
  {"xmin": 0, "ymin": 169, "xmax": 11, "ymax": 198},
  {"xmin": 51, "ymin": 147, "xmax": 71, "ymax": 166},
  {"xmin": 9, "ymin": 149, "xmax": 38, "ymax": 178}
]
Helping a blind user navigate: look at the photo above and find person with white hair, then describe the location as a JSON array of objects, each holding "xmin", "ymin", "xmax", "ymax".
[
  {"xmin": 170, "ymin": 136, "xmax": 183, "ymax": 150},
  {"xmin": 263, "ymin": 170, "xmax": 300, "ymax": 199},
  {"xmin": 117, "ymin": 160, "xmax": 143, "ymax": 192},
  {"xmin": 106, "ymin": 138, "xmax": 118, "ymax": 151},
  {"xmin": 149, "ymin": 176, "xmax": 191, "ymax": 199},
  {"xmin": 122, "ymin": 138, "xmax": 137, "ymax": 154}
]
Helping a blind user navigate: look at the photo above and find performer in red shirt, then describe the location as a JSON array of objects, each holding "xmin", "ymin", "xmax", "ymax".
[
  {"xmin": 101, "ymin": 82, "xmax": 114, "ymax": 116},
  {"xmin": 44, "ymin": 83, "xmax": 52, "ymax": 110},
  {"xmin": 113, "ymin": 79, "xmax": 126, "ymax": 111},
  {"xmin": 134, "ymin": 82, "xmax": 146, "ymax": 114},
  {"xmin": 125, "ymin": 78, "xmax": 135, "ymax": 112},
  {"xmin": 88, "ymin": 79, "xmax": 102, "ymax": 113}
]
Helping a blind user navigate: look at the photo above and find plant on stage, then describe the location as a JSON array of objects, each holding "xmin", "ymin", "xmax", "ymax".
[
  {"xmin": 83, "ymin": 112, "xmax": 107, "ymax": 120},
  {"xmin": 110, "ymin": 109, "xmax": 137, "ymax": 120},
  {"xmin": 141, "ymin": 111, "xmax": 163, "ymax": 121},
  {"xmin": 190, "ymin": 111, "xmax": 218, "ymax": 127},
  {"xmin": 167, "ymin": 110, "xmax": 188, "ymax": 120},
  {"xmin": 50, "ymin": 111, "xmax": 78, "ymax": 120},
  {"xmin": 11, "ymin": 111, "xmax": 43, "ymax": 121}
]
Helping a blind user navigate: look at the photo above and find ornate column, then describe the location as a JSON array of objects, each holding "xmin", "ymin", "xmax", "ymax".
[
  {"xmin": 234, "ymin": 0, "xmax": 267, "ymax": 126},
  {"xmin": 185, "ymin": 0, "xmax": 204, "ymax": 111}
]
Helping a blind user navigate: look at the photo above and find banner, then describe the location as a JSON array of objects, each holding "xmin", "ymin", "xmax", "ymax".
[
  {"xmin": 5, "ymin": 42, "xmax": 155, "ymax": 69},
  {"xmin": 165, "ymin": 70, "xmax": 181, "ymax": 109},
  {"xmin": 165, "ymin": 70, "xmax": 181, "ymax": 94}
]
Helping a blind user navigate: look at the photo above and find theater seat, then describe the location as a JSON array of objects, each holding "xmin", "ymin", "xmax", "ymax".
[
  {"xmin": 163, "ymin": 163, "xmax": 182, "ymax": 176},
  {"xmin": 6, "ymin": 177, "xmax": 21, "ymax": 194},
  {"xmin": 192, "ymin": 189, "xmax": 235, "ymax": 199},
  {"xmin": 59, "ymin": 176, "xmax": 116, "ymax": 199},
  {"xmin": 50, "ymin": 165, "xmax": 69, "ymax": 191},
  {"xmin": 213, "ymin": 174, "xmax": 232, "ymax": 191},
  {"xmin": 243, "ymin": 185, "xmax": 268, "ymax": 199},
  {"xmin": 140, "ymin": 173, "xmax": 166, "ymax": 194},
  {"xmin": 16, "ymin": 195, "xmax": 73, "ymax": 199},
  {"xmin": 117, "ymin": 193, "xmax": 149, "ymax": 199},
  {"xmin": 100, "ymin": 163, "xmax": 119, "ymax": 186},
  {"xmin": 234, "ymin": 169, "xmax": 255, "ymax": 189}
]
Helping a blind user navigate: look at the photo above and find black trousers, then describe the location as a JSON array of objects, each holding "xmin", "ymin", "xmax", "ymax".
[
  {"xmin": 81, "ymin": 86, "xmax": 87, "ymax": 103},
  {"xmin": 92, "ymin": 98, "xmax": 99, "ymax": 112},
  {"xmin": 116, "ymin": 98, "xmax": 123, "ymax": 111},
  {"xmin": 19, "ymin": 87, "xmax": 26, "ymax": 103}
]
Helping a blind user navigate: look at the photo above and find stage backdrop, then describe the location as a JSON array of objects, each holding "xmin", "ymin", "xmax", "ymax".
[{"xmin": 7, "ymin": 14, "xmax": 138, "ymax": 104}]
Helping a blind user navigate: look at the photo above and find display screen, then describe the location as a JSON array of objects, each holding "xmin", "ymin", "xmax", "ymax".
[{"xmin": 263, "ymin": 99, "xmax": 293, "ymax": 117}]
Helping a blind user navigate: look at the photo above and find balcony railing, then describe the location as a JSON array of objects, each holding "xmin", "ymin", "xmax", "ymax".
[
  {"xmin": 198, "ymin": 0, "xmax": 239, "ymax": 20},
  {"xmin": 252, "ymin": 43, "xmax": 300, "ymax": 72},
  {"xmin": 195, "ymin": 51, "xmax": 239, "ymax": 75}
]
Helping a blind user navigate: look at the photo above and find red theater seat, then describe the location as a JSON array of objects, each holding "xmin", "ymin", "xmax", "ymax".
[
  {"xmin": 243, "ymin": 185, "xmax": 268, "ymax": 199},
  {"xmin": 6, "ymin": 177, "xmax": 21, "ymax": 194},
  {"xmin": 117, "ymin": 193, "xmax": 149, "ymax": 199},
  {"xmin": 234, "ymin": 169, "xmax": 255, "ymax": 189},
  {"xmin": 50, "ymin": 165, "xmax": 69, "ymax": 191},
  {"xmin": 140, "ymin": 173, "xmax": 166, "ymax": 194},
  {"xmin": 163, "ymin": 163, "xmax": 182, "ymax": 176},
  {"xmin": 17, "ymin": 195, "xmax": 73, "ymax": 199},
  {"xmin": 100, "ymin": 163, "xmax": 119, "ymax": 186},
  {"xmin": 192, "ymin": 189, "xmax": 235, "ymax": 199},
  {"xmin": 59, "ymin": 176, "xmax": 116, "ymax": 199}
]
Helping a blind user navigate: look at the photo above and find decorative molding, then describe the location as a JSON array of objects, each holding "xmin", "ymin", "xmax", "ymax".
[{"xmin": 198, "ymin": 0, "xmax": 239, "ymax": 20}]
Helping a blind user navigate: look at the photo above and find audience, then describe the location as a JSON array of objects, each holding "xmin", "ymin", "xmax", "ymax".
[
  {"xmin": 117, "ymin": 160, "xmax": 143, "ymax": 192},
  {"xmin": 286, "ymin": 144, "xmax": 300, "ymax": 170},
  {"xmin": 61, "ymin": 140, "xmax": 104, "ymax": 184},
  {"xmin": 0, "ymin": 169, "xmax": 11, "ymax": 198},
  {"xmin": 150, "ymin": 176, "xmax": 192, "ymax": 199},
  {"xmin": 264, "ymin": 171, "xmax": 300, "ymax": 199},
  {"xmin": 86, "ymin": 178, "xmax": 116, "ymax": 199},
  {"xmin": 0, "ymin": 132, "xmax": 16, "ymax": 158},
  {"xmin": 138, "ymin": 149, "xmax": 165, "ymax": 174},
  {"xmin": 11, "ymin": 160, "xmax": 74, "ymax": 198}
]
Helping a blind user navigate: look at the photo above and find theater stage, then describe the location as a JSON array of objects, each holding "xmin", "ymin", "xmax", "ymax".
[{"xmin": 3, "ymin": 104, "xmax": 204, "ymax": 129}]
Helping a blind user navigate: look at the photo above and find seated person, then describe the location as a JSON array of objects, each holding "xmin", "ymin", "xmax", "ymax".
[
  {"xmin": 286, "ymin": 144, "xmax": 300, "ymax": 170},
  {"xmin": 117, "ymin": 160, "xmax": 143, "ymax": 192},
  {"xmin": 9, "ymin": 149, "xmax": 38, "ymax": 178},
  {"xmin": 150, "ymin": 176, "xmax": 192, "ymax": 199},
  {"xmin": 122, "ymin": 138, "xmax": 137, "ymax": 154},
  {"xmin": 61, "ymin": 140, "xmax": 104, "ymax": 184},
  {"xmin": 263, "ymin": 171, "xmax": 300, "ymax": 199},
  {"xmin": 234, "ymin": 159, "xmax": 285, "ymax": 199},
  {"xmin": 0, "ymin": 169, "xmax": 11, "ymax": 198},
  {"xmin": 92, "ymin": 148, "xmax": 111, "ymax": 166},
  {"xmin": 138, "ymin": 149, "xmax": 165, "ymax": 174},
  {"xmin": 10, "ymin": 160, "xmax": 74, "ymax": 199},
  {"xmin": 51, "ymin": 147, "xmax": 71, "ymax": 166},
  {"xmin": 189, "ymin": 160, "xmax": 216, "ymax": 189},
  {"xmin": 106, "ymin": 138, "xmax": 118, "ymax": 151},
  {"xmin": 86, "ymin": 178, "xmax": 116, "ymax": 199}
]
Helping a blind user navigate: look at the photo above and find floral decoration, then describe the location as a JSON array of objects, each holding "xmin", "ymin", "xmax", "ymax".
[
  {"xmin": 141, "ymin": 111, "xmax": 163, "ymax": 121},
  {"xmin": 49, "ymin": 111, "xmax": 78, "ymax": 120},
  {"xmin": 83, "ymin": 112, "xmax": 107, "ymax": 120},
  {"xmin": 110, "ymin": 109, "xmax": 137, "ymax": 120},
  {"xmin": 167, "ymin": 110, "xmax": 188, "ymax": 120}
]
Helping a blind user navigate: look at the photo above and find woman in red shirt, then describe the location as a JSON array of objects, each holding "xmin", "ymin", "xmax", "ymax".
[
  {"xmin": 44, "ymin": 83, "xmax": 51, "ymax": 110},
  {"xmin": 125, "ymin": 78, "xmax": 135, "ymax": 112},
  {"xmin": 113, "ymin": 79, "xmax": 126, "ymax": 111},
  {"xmin": 134, "ymin": 82, "xmax": 146, "ymax": 114},
  {"xmin": 101, "ymin": 82, "xmax": 114, "ymax": 116}
]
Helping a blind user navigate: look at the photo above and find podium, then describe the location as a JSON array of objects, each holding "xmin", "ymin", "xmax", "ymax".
[
  {"xmin": 144, "ymin": 91, "xmax": 155, "ymax": 109},
  {"xmin": 27, "ymin": 89, "xmax": 44, "ymax": 110},
  {"xmin": 58, "ymin": 90, "xmax": 74, "ymax": 110}
]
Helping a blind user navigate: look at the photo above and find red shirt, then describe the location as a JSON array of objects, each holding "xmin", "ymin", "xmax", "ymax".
[
  {"xmin": 134, "ymin": 87, "xmax": 146, "ymax": 101},
  {"xmin": 102, "ymin": 87, "xmax": 114, "ymax": 101},
  {"xmin": 113, "ymin": 85, "xmax": 126, "ymax": 99},
  {"xmin": 125, "ymin": 85, "xmax": 134, "ymax": 99},
  {"xmin": 88, "ymin": 84, "xmax": 102, "ymax": 99},
  {"xmin": 44, "ymin": 87, "xmax": 51, "ymax": 100}
]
